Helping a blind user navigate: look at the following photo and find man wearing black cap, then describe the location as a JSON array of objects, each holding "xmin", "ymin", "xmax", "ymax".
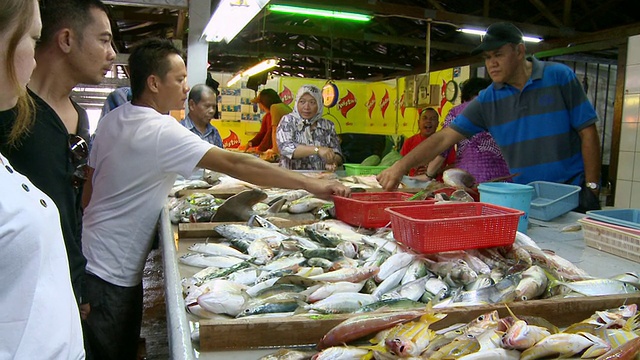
[{"xmin": 378, "ymin": 22, "xmax": 601, "ymax": 212}]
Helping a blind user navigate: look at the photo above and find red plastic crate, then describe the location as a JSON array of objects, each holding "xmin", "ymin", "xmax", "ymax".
[
  {"xmin": 332, "ymin": 192, "xmax": 435, "ymax": 228},
  {"xmin": 385, "ymin": 202, "xmax": 523, "ymax": 253}
]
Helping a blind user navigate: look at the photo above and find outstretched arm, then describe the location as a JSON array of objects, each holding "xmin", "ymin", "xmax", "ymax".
[
  {"xmin": 377, "ymin": 127, "xmax": 464, "ymax": 190},
  {"xmin": 197, "ymin": 147, "xmax": 351, "ymax": 198}
]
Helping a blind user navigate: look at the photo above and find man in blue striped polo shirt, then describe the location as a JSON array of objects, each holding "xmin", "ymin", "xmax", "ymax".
[{"xmin": 378, "ymin": 22, "xmax": 601, "ymax": 212}]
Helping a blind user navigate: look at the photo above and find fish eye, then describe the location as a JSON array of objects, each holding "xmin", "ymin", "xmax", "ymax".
[
  {"xmin": 466, "ymin": 334, "xmax": 474, "ymax": 339},
  {"xmin": 455, "ymin": 330, "xmax": 463, "ymax": 334},
  {"xmin": 619, "ymin": 305, "xmax": 626, "ymax": 310},
  {"xmin": 477, "ymin": 315, "xmax": 485, "ymax": 321}
]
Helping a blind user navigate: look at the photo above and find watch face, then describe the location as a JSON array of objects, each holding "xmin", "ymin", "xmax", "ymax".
[
  {"xmin": 322, "ymin": 83, "xmax": 339, "ymax": 108},
  {"xmin": 445, "ymin": 80, "xmax": 458, "ymax": 102}
]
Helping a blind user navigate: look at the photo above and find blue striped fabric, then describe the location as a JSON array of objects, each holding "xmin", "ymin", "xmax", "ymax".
[{"xmin": 450, "ymin": 57, "xmax": 597, "ymax": 185}]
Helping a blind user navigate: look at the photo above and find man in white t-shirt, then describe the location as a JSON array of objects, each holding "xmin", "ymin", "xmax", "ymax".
[{"xmin": 81, "ymin": 38, "xmax": 350, "ymax": 359}]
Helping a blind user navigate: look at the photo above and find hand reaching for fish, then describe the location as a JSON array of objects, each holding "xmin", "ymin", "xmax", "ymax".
[
  {"xmin": 305, "ymin": 178, "xmax": 351, "ymax": 199},
  {"xmin": 377, "ymin": 163, "xmax": 406, "ymax": 191}
]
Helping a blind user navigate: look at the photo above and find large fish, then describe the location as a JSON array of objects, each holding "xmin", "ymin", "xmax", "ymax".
[
  {"xmin": 317, "ymin": 310, "xmax": 425, "ymax": 349},
  {"xmin": 211, "ymin": 188, "xmax": 268, "ymax": 222},
  {"xmin": 304, "ymin": 293, "xmax": 378, "ymax": 314},
  {"xmin": 214, "ymin": 224, "xmax": 288, "ymax": 244},
  {"xmin": 442, "ymin": 168, "xmax": 476, "ymax": 188},
  {"xmin": 188, "ymin": 242, "xmax": 252, "ymax": 260}
]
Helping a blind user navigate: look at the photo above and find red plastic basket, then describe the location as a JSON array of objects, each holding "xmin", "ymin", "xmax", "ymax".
[
  {"xmin": 332, "ymin": 192, "xmax": 435, "ymax": 228},
  {"xmin": 385, "ymin": 202, "xmax": 523, "ymax": 253}
]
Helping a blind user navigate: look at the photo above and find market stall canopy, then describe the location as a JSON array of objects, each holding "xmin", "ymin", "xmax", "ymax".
[{"xmin": 102, "ymin": 0, "xmax": 638, "ymax": 80}]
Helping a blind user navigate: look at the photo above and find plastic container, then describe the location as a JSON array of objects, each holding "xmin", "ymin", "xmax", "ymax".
[
  {"xmin": 343, "ymin": 163, "xmax": 389, "ymax": 176},
  {"xmin": 333, "ymin": 192, "xmax": 435, "ymax": 228},
  {"xmin": 579, "ymin": 217, "xmax": 640, "ymax": 263},
  {"xmin": 477, "ymin": 182, "xmax": 534, "ymax": 234},
  {"xmin": 586, "ymin": 209, "xmax": 640, "ymax": 230},
  {"xmin": 385, "ymin": 202, "xmax": 523, "ymax": 254},
  {"xmin": 527, "ymin": 181, "xmax": 581, "ymax": 221}
]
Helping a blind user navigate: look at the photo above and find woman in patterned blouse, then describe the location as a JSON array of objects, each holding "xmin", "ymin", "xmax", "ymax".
[{"xmin": 276, "ymin": 84, "xmax": 343, "ymax": 171}]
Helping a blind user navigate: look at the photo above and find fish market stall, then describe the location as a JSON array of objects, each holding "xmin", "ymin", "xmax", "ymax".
[{"xmin": 160, "ymin": 192, "xmax": 640, "ymax": 359}]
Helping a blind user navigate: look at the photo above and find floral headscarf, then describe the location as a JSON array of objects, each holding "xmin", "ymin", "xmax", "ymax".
[{"xmin": 291, "ymin": 85, "xmax": 324, "ymax": 128}]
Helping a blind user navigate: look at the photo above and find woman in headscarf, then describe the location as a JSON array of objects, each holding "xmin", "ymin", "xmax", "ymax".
[{"xmin": 276, "ymin": 84, "xmax": 343, "ymax": 171}]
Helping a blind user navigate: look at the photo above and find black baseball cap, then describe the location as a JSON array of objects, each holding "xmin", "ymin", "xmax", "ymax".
[{"xmin": 471, "ymin": 22, "xmax": 524, "ymax": 55}]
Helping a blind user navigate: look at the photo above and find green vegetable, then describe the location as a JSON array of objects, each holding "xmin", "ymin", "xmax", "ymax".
[
  {"xmin": 379, "ymin": 150, "xmax": 402, "ymax": 166},
  {"xmin": 360, "ymin": 154, "xmax": 381, "ymax": 166}
]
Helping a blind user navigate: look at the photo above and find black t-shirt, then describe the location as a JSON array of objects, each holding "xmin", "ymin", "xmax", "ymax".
[{"xmin": 0, "ymin": 89, "xmax": 90, "ymax": 303}]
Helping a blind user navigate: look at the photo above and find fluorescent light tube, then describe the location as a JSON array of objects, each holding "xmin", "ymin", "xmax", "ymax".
[
  {"xmin": 227, "ymin": 73, "xmax": 243, "ymax": 87},
  {"xmin": 268, "ymin": 4, "xmax": 371, "ymax": 22},
  {"xmin": 203, "ymin": 0, "xmax": 271, "ymax": 43},
  {"xmin": 242, "ymin": 59, "xmax": 278, "ymax": 77},
  {"xmin": 459, "ymin": 28, "xmax": 543, "ymax": 43},
  {"xmin": 226, "ymin": 59, "xmax": 278, "ymax": 87}
]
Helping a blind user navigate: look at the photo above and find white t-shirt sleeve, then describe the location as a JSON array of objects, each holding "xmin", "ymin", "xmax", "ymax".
[{"xmin": 156, "ymin": 116, "xmax": 213, "ymax": 178}]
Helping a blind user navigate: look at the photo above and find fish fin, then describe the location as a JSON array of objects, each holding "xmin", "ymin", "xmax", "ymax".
[
  {"xmin": 624, "ymin": 314, "xmax": 640, "ymax": 332},
  {"xmin": 503, "ymin": 303, "xmax": 520, "ymax": 322},
  {"xmin": 293, "ymin": 299, "xmax": 310, "ymax": 315}
]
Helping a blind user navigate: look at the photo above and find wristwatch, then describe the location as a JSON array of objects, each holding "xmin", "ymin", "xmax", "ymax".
[
  {"xmin": 586, "ymin": 182, "xmax": 600, "ymax": 190},
  {"xmin": 314, "ymin": 146, "xmax": 319, "ymax": 154}
]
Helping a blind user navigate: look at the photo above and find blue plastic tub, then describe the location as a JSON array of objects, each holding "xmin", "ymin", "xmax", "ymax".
[
  {"xmin": 527, "ymin": 181, "xmax": 581, "ymax": 221},
  {"xmin": 586, "ymin": 209, "xmax": 640, "ymax": 230},
  {"xmin": 478, "ymin": 182, "xmax": 534, "ymax": 233}
]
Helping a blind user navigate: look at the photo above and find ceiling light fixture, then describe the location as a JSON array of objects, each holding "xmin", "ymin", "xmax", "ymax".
[
  {"xmin": 268, "ymin": 4, "xmax": 372, "ymax": 22},
  {"xmin": 202, "ymin": 0, "xmax": 271, "ymax": 43},
  {"xmin": 459, "ymin": 28, "xmax": 543, "ymax": 43},
  {"xmin": 226, "ymin": 59, "xmax": 279, "ymax": 87}
]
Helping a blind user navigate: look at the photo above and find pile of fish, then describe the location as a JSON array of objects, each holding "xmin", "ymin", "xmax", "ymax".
[
  {"xmin": 168, "ymin": 188, "xmax": 331, "ymax": 224},
  {"xmin": 179, "ymin": 218, "xmax": 640, "ymax": 323},
  {"xmin": 260, "ymin": 304, "xmax": 640, "ymax": 359}
]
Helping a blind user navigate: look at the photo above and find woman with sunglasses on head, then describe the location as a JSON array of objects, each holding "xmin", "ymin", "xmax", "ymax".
[{"xmin": 0, "ymin": 0, "xmax": 85, "ymax": 358}]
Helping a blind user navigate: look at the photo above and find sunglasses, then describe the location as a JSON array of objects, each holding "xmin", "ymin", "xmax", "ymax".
[
  {"xmin": 68, "ymin": 135, "xmax": 88, "ymax": 188},
  {"xmin": 68, "ymin": 134, "xmax": 88, "ymax": 163}
]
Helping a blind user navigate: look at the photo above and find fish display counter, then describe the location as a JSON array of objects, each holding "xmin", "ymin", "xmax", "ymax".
[{"xmin": 159, "ymin": 206, "xmax": 640, "ymax": 360}]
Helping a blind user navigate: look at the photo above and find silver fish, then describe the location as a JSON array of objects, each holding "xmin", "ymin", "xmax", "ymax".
[
  {"xmin": 309, "ymin": 266, "xmax": 379, "ymax": 283},
  {"xmin": 551, "ymin": 278, "xmax": 638, "ymax": 297},
  {"xmin": 442, "ymin": 168, "xmax": 476, "ymax": 188},
  {"xmin": 304, "ymin": 293, "xmax": 378, "ymax": 314},
  {"xmin": 287, "ymin": 195, "xmax": 330, "ymax": 214},
  {"xmin": 372, "ymin": 267, "xmax": 408, "ymax": 298},
  {"xmin": 389, "ymin": 275, "xmax": 431, "ymax": 301},
  {"xmin": 179, "ymin": 253, "xmax": 244, "ymax": 269},
  {"xmin": 376, "ymin": 252, "xmax": 414, "ymax": 281},
  {"xmin": 214, "ymin": 224, "xmax": 287, "ymax": 243},
  {"xmin": 188, "ymin": 242, "xmax": 252, "ymax": 260},
  {"xmin": 247, "ymin": 238, "xmax": 274, "ymax": 265},
  {"xmin": 196, "ymin": 279, "xmax": 248, "ymax": 317},
  {"xmin": 307, "ymin": 281, "xmax": 366, "ymax": 303},
  {"xmin": 401, "ymin": 258, "xmax": 429, "ymax": 285}
]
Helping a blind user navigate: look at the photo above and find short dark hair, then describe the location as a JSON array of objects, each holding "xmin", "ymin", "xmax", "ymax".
[
  {"xmin": 39, "ymin": 0, "xmax": 110, "ymax": 47},
  {"xmin": 419, "ymin": 107, "xmax": 438, "ymax": 117},
  {"xmin": 189, "ymin": 84, "xmax": 216, "ymax": 104},
  {"xmin": 128, "ymin": 38, "xmax": 183, "ymax": 101},
  {"xmin": 460, "ymin": 77, "xmax": 492, "ymax": 102},
  {"xmin": 257, "ymin": 88, "xmax": 283, "ymax": 108}
]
